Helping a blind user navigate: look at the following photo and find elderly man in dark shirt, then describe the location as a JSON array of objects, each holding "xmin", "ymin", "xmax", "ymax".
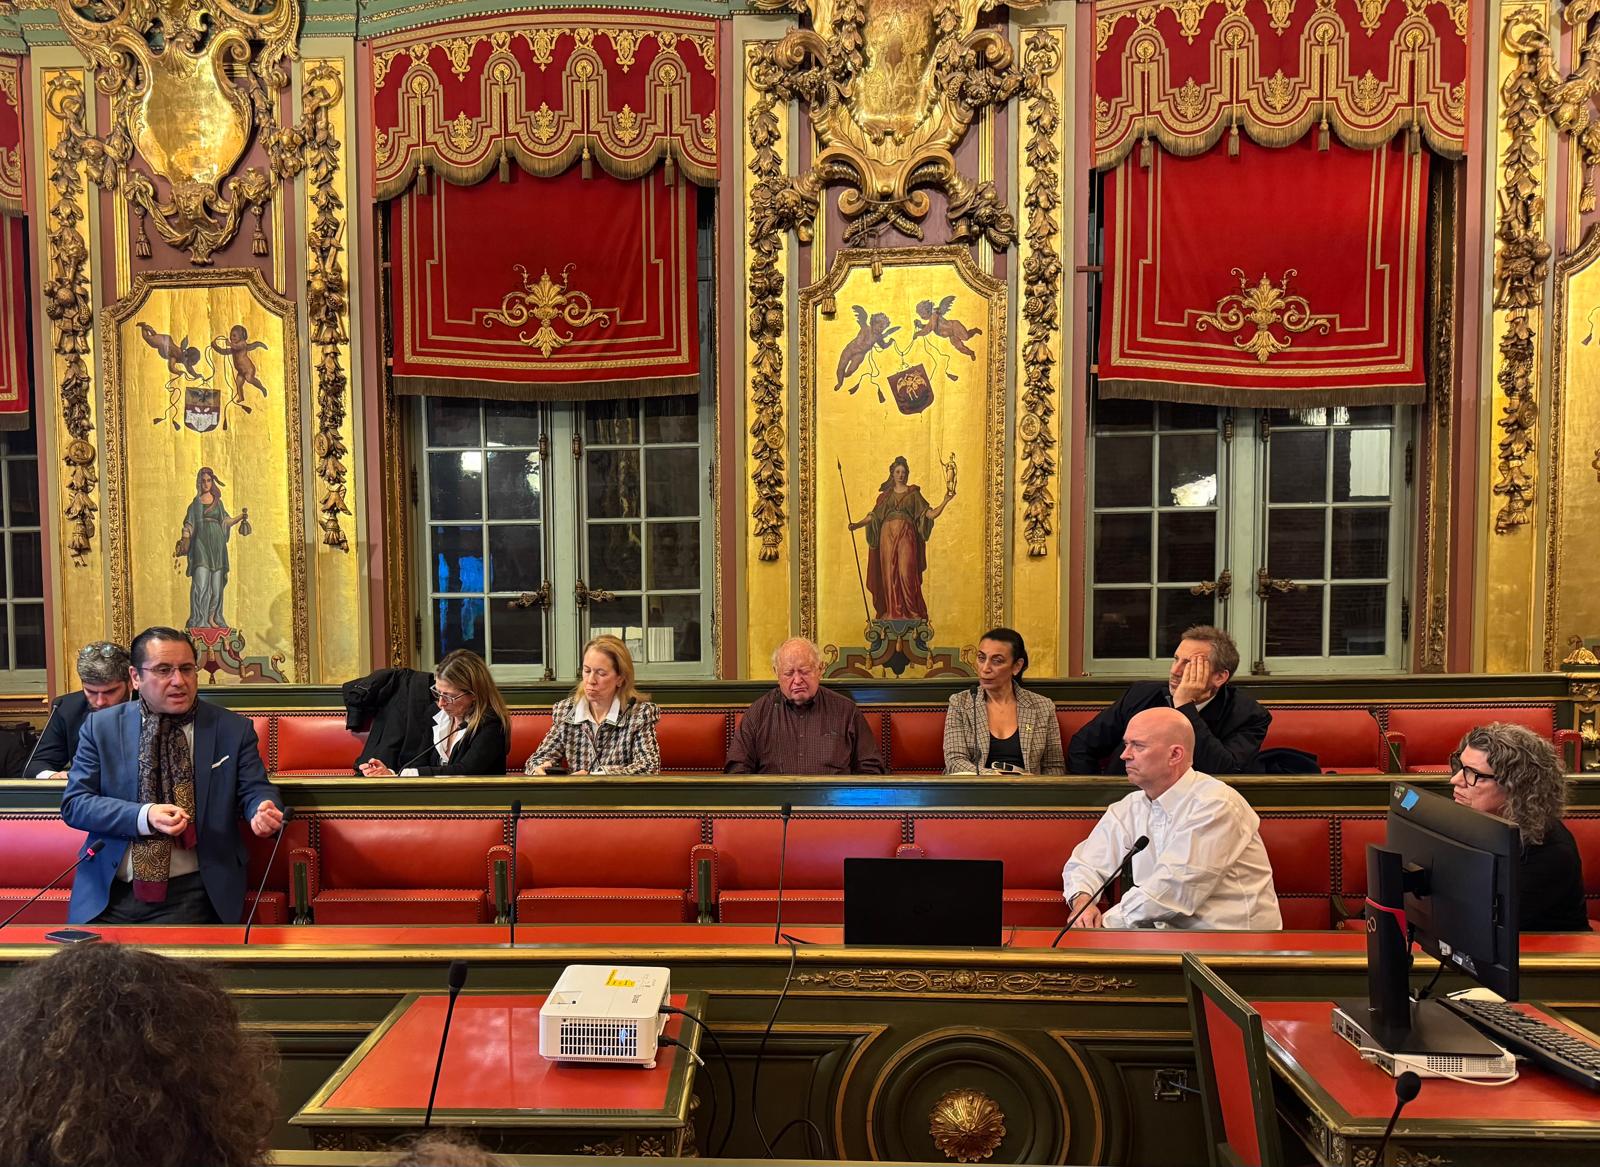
[{"xmin": 725, "ymin": 638, "xmax": 886, "ymax": 775}]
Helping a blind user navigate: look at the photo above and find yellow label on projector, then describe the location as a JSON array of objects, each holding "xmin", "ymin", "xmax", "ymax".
[{"xmin": 605, "ymin": 970, "xmax": 636, "ymax": 988}]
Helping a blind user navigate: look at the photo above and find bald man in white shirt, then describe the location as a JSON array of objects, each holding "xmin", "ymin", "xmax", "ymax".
[{"xmin": 1062, "ymin": 706, "xmax": 1281, "ymax": 930}]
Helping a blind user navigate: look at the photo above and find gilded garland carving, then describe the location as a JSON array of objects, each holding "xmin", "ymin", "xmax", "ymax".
[
  {"xmin": 42, "ymin": 73, "xmax": 99, "ymax": 567},
  {"xmin": 793, "ymin": 968, "xmax": 1136, "ymax": 995},
  {"xmin": 1019, "ymin": 31, "xmax": 1062, "ymax": 559},
  {"xmin": 929, "ymin": 1088, "xmax": 1007, "ymax": 1163}
]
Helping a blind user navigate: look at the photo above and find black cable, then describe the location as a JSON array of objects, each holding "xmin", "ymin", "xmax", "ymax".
[
  {"xmin": 658, "ymin": 1033, "xmax": 717, "ymax": 1156},
  {"xmin": 662, "ymin": 1005, "xmax": 738, "ymax": 1157},
  {"xmin": 771, "ymin": 1115, "xmax": 829, "ymax": 1158},
  {"xmin": 751, "ymin": 934, "xmax": 802, "ymax": 1158},
  {"xmin": 1414, "ymin": 957, "xmax": 1447, "ymax": 1002}
]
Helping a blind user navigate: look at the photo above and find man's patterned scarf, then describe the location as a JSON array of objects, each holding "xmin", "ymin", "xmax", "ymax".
[{"xmin": 131, "ymin": 700, "xmax": 198, "ymax": 902}]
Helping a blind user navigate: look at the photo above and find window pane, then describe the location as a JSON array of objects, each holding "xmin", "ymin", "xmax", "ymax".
[
  {"xmin": 434, "ymin": 597, "xmax": 486, "ymax": 659},
  {"xmin": 430, "ymin": 526, "xmax": 484, "ymax": 593},
  {"xmin": 1157, "ymin": 588, "xmax": 1215, "ymax": 653},
  {"xmin": 1093, "ymin": 399, "xmax": 1153, "ymax": 433},
  {"xmin": 588, "ymin": 594, "xmax": 644, "ymax": 662},
  {"xmin": 1094, "ymin": 513, "xmax": 1151, "ymax": 583},
  {"xmin": 13, "ymin": 602, "xmax": 42, "ymax": 668},
  {"xmin": 485, "ymin": 401, "xmax": 541, "ymax": 448},
  {"xmin": 1334, "ymin": 429, "xmax": 1392, "ymax": 501},
  {"xmin": 1267, "ymin": 509, "xmax": 1325, "ymax": 580},
  {"xmin": 647, "ymin": 594, "xmax": 702, "ymax": 663},
  {"xmin": 488, "ymin": 524, "xmax": 542, "ymax": 594},
  {"xmin": 648, "ymin": 522, "xmax": 700, "ymax": 590},
  {"xmin": 1264, "ymin": 585, "xmax": 1324, "ymax": 656},
  {"xmin": 1331, "ymin": 508, "xmax": 1389, "ymax": 579},
  {"xmin": 428, "ymin": 452, "xmax": 483, "ymax": 520},
  {"xmin": 1093, "ymin": 590, "xmax": 1151, "ymax": 658},
  {"xmin": 1158, "ymin": 435, "xmax": 1217, "ymax": 507},
  {"xmin": 7, "ymin": 461, "xmax": 38, "ymax": 526},
  {"xmin": 10, "ymin": 532, "xmax": 41, "ymax": 598},
  {"xmin": 645, "ymin": 448, "xmax": 699, "ymax": 518},
  {"xmin": 1158, "ymin": 402, "xmax": 1217, "ymax": 431},
  {"xmin": 586, "ymin": 400, "xmax": 639, "ymax": 445},
  {"xmin": 490, "ymin": 599, "xmax": 544, "ymax": 666},
  {"xmin": 1157, "ymin": 511, "xmax": 1216, "ymax": 582},
  {"xmin": 1330, "ymin": 584, "xmax": 1387, "ymax": 656},
  {"xmin": 644, "ymin": 395, "xmax": 698, "ymax": 443},
  {"xmin": 588, "ymin": 523, "xmax": 642, "ymax": 592},
  {"xmin": 426, "ymin": 398, "xmax": 481, "ymax": 447},
  {"xmin": 486, "ymin": 449, "xmax": 541, "ymax": 519},
  {"xmin": 586, "ymin": 449, "xmax": 640, "ymax": 519},
  {"xmin": 1268, "ymin": 431, "xmax": 1327, "ymax": 503},
  {"xmin": 2, "ymin": 427, "xmax": 35, "ymax": 455},
  {"xmin": 1093, "ymin": 436, "xmax": 1151, "ymax": 507}
]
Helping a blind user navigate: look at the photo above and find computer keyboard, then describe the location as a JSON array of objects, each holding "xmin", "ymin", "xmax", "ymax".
[{"xmin": 1440, "ymin": 996, "xmax": 1600, "ymax": 1092}]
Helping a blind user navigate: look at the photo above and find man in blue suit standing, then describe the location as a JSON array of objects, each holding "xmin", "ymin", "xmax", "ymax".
[{"xmin": 61, "ymin": 626, "xmax": 284, "ymax": 925}]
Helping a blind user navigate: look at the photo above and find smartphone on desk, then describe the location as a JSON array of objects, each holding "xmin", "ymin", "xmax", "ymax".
[{"xmin": 44, "ymin": 928, "xmax": 101, "ymax": 945}]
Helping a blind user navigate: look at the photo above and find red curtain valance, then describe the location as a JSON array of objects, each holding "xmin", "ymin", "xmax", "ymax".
[
  {"xmin": 390, "ymin": 166, "xmax": 699, "ymax": 398},
  {"xmin": 1094, "ymin": 0, "xmax": 1467, "ymax": 168},
  {"xmin": 1097, "ymin": 137, "xmax": 1428, "ymax": 407},
  {"xmin": 0, "ymin": 57, "xmax": 22, "ymax": 213},
  {"xmin": 0, "ymin": 57, "xmax": 27, "ymax": 429},
  {"xmin": 368, "ymin": 11, "xmax": 719, "ymax": 201}
]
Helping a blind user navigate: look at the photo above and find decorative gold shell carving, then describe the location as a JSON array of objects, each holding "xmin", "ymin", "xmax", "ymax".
[
  {"xmin": 1018, "ymin": 31, "xmax": 1062, "ymax": 558},
  {"xmin": 929, "ymin": 1088, "xmax": 1006, "ymax": 1163},
  {"xmin": 794, "ymin": 968, "xmax": 1135, "ymax": 995}
]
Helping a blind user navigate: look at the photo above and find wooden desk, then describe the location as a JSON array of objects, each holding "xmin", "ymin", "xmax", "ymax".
[
  {"xmin": 292, "ymin": 991, "xmax": 703, "ymax": 1156},
  {"xmin": 1258, "ymin": 1000, "xmax": 1600, "ymax": 1166}
]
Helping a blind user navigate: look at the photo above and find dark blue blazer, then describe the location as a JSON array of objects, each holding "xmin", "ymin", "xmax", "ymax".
[
  {"xmin": 60, "ymin": 700, "xmax": 282, "ymax": 924},
  {"xmin": 29, "ymin": 690, "xmax": 91, "ymax": 777}
]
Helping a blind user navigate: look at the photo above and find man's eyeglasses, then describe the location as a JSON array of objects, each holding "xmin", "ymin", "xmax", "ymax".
[
  {"xmin": 141, "ymin": 663, "xmax": 199, "ymax": 680},
  {"xmin": 430, "ymin": 687, "xmax": 466, "ymax": 705},
  {"xmin": 1449, "ymin": 753, "xmax": 1497, "ymax": 786}
]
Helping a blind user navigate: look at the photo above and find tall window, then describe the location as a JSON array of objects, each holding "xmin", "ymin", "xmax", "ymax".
[{"xmin": 0, "ymin": 421, "xmax": 44, "ymax": 676}]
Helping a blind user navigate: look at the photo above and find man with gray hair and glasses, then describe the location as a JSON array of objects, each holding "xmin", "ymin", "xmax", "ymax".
[
  {"xmin": 725, "ymin": 637, "xmax": 886, "ymax": 774},
  {"xmin": 27, "ymin": 641, "xmax": 132, "ymax": 780}
]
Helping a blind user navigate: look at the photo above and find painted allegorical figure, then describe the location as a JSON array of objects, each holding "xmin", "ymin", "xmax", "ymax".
[
  {"xmin": 174, "ymin": 466, "xmax": 250, "ymax": 630},
  {"xmin": 847, "ymin": 455, "xmax": 955, "ymax": 621}
]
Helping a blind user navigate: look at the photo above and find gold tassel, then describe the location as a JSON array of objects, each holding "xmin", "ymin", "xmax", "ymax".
[
  {"xmin": 498, "ymin": 144, "xmax": 511, "ymax": 184},
  {"xmin": 1227, "ymin": 123, "xmax": 1239, "ymax": 158},
  {"xmin": 664, "ymin": 153, "xmax": 676, "ymax": 186},
  {"xmin": 416, "ymin": 162, "xmax": 429, "ymax": 196},
  {"xmin": 1318, "ymin": 120, "xmax": 1330, "ymax": 152},
  {"xmin": 581, "ymin": 145, "xmax": 593, "ymax": 180},
  {"xmin": 134, "ymin": 209, "xmax": 151, "ymax": 259},
  {"xmin": 251, "ymin": 206, "xmax": 267, "ymax": 256},
  {"xmin": 1407, "ymin": 122, "xmax": 1421, "ymax": 155},
  {"xmin": 1139, "ymin": 137, "xmax": 1152, "ymax": 169}
]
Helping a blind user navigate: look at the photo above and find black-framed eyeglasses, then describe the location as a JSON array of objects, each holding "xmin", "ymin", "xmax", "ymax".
[
  {"xmin": 1449, "ymin": 752, "xmax": 1497, "ymax": 786},
  {"xmin": 430, "ymin": 687, "xmax": 466, "ymax": 705},
  {"xmin": 141, "ymin": 663, "xmax": 199, "ymax": 680}
]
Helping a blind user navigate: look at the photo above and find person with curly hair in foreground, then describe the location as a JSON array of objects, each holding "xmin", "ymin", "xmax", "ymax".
[
  {"xmin": 0, "ymin": 944, "xmax": 278, "ymax": 1167},
  {"xmin": 1451, "ymin": 722, "xmax": 1592, "ymax": 932}
]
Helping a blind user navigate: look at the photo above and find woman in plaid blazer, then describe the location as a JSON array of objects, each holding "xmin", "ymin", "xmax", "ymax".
[
  {"xmin": 525, "ymin": 635, "xmax": 661, "ymax": 775},
  {"xmin": 943, "ymin": 628, "xmax": 1065, "ymax": 774}
]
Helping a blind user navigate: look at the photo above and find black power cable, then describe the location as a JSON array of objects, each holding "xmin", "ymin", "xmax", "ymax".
[
  {"xmin": 661, "ymin": 1005, "xmax": 738, "ymax": 1156},
  {"xmin": 657, "ymin": 1034, "xmax": 715, "ymax": 1154}
]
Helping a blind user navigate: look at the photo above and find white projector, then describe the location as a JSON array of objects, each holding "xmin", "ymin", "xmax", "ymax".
[{"xmin": 539, "ymin": 964, "xmax": 671, "ymax": 1068}]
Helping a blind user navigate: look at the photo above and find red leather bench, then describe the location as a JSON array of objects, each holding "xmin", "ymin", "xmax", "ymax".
[
  {"xmin": 1259, "ymin": 817, "xmax": 1337, "ymax": 929},
  {"xmin": 908, "ymin": 814, "xmax": 1097, "ymax": 927},
  {"xmin": 1262, "ymin": 709, "xmax": 1387, "ymax": 773},
  {"xmin": 0, "ymin": 816, "xmax": 83, "ymax": 924},
  {"xmin": 1385, "ymin": 706, "xmax": 1580, "ymax": 772},
  {"xmin": 275, "ymin": 714, "xmax": 369, "ymax": 775},
  {"xmin": 306, "ymin": 815, "xmax": 504, "ymax": 924},
  {"xmin": 706, "ymin": 813, "xmax": 905, "ymax": 923},
  {"xmin": 511, "ymin": 814, "xmax": 700, "ymax": 923}
]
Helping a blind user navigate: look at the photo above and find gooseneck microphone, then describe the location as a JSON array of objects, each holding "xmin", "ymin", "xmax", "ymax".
[
  {"xmin": 772, "ymin": 803, "xmax": 793, "ymax": 945},
  {"xmin": 20, "ymin": 697, "xmax": 63, "ymax": 780},
  {"xmin": 507, "ymin": 798, "xmax": 522, "ymax": 947},
  {"xmin": 1052, "ymin": 835, "xmax": 1150, "ymax": 947},
  {"xmin": 242, "ymin": 806, "xmax": 293, "ymax": 945},
  {"xmin": 1373, "ymin": 1070, "xmax": 1422, "ymax": 1166},
  {"xmin": 424, "ymin": 960, "xmax": 470, "ymax": 1128},
  {"xmin": 0, "ymin": 839, "xmax": 104, "ymax": 931},
  {"xmin": 393, "ymin": 722, "xmax": 467, "ymax": 775}
]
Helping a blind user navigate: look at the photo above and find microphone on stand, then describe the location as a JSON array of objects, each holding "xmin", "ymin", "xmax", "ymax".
[
  {"xmin": 242, "ymin": 807, "xmax": 293, "ymax": 945},
  {"xmin": 772, "ymin": 803, "xmax": 792, "ymax": 946},
  {"xmin": 391, "ymin": 722, "xmax": 466, "ymax": 775},
  {"xmin": 1369, "ymin": 706, "xmax": 1402, "ymax": 773},
  {"xmin": 20, "ymin": 697, "xmax": 63, "ymax": 780},
  {"xmin": 1052, "ymin": 836, "xmax": 1149, "ymax": 947},
  {"xmin": 1374, "ymin": 1071, "xmax": 1422, "ymax": 1166},
  {"xmin": 0, "ymin": 839, "xmax": 104, "ymax": 931},
  {"xmin": 424, "ymin": 960, "xmax": 470, "ymax": 1129},
  {"xmin": 508, "ymin": 798, "xmax": 521, "ymax": 947}
]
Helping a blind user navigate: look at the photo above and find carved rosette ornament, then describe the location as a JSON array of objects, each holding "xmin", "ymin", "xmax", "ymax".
[{"xmin": 929, "ymin": 1088, "xmax": 1007, "ymax": 1162}]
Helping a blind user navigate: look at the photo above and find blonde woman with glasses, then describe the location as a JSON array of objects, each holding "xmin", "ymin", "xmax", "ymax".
[
  {"xmin": 526, "ymin": 635, "xmax": 661, "ymax": 775},
  {"xmin": 360, "ymin": 650, "xmax": 510, "ymax": 777}
]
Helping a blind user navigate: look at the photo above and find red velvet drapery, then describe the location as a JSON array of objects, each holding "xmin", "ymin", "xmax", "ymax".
[{"xmin": 0, "ymin": 56, "xmax": 28, "ymax": 429}]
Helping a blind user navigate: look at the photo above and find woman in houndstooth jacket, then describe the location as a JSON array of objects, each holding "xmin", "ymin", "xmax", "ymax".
[
  {"xmin": 942, "ymin": 628, "xmax": 1065, "ymax": 775},
  {"xmin": 525, "ymin": 635, "xmax": 662, "ymax": 776}
]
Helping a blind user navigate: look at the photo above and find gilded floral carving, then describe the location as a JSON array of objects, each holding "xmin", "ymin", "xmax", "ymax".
[
  {"xmin": 1019, "ymin": 31, "xmax": 1063, "ymax": 558},
  {"xmin": 929, "ymin": 1089, "xmax": 1007, "ymax": 1163}
]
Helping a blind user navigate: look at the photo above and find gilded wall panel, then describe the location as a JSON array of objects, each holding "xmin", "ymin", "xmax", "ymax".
[{"xmin": 1547, "ymin": 227, "xmax": 1600, "ymax": 668}]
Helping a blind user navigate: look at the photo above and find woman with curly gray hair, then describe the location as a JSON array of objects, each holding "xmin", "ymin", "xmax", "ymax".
[{"xmin": 1450, "ymin": 723, "xmax": 1590, "ymax": 931}]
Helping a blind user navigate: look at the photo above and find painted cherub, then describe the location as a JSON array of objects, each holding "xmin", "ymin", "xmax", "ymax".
[
  {"xmin": 211, "ymin": 324, "xmax": 270, "ymax": 413},
  {"xmin": 913, "ymin": 295, "xmax": 983, "ymax": 359},
  {"xmin": 138, "ymin": 323, "xmax": 204, "ymax": 380},
  {"xmin": 835, "ymin": 305, "xmax": 899, "ymax": 393}
]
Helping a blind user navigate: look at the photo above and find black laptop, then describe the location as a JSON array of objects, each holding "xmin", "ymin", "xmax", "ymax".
[{"xmin": 843, "ymin": 857, "xmax": 1004, "ymax": 946}]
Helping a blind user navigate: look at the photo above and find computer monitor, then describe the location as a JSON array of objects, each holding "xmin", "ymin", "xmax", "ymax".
[
  {"xmin": 843, "ymin": 858, "xmax": 1003, "ymax": 946},
  {"xmin": 1334, "ymin": 783, "xmax": 1520, "ymax": 1065}
]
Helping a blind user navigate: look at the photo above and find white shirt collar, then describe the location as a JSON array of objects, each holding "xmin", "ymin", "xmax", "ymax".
[
  {"xmin": 432, "ymin": 708, "xmax": 458, "ymax": 761},
  {"xmin": 570, "ymin": 696, "xmax": 622, "ymax": 725},
  {"xmin": 1149, "ymin": 768, "xmax": 1202, "ymax": 812}
]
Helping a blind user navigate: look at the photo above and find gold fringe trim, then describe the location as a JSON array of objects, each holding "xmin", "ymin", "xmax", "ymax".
[
  {"xmin": 1096, "ymin": 113, "xmax": 1463, "ymax": 170},
  {"xmin": 376, "ymin": 138, "xmax": 714, "ymax": 202},
  {"xmin": 393, "ymin": 372, "xmax": 699, "ymax": 402},
  {"xmin": 0, "ymin": 411, "xmax": 31, "ymax": 430},
  {"xmin": 1098, "ymin": 377, "xmax": 1427, "ymax": 409}
]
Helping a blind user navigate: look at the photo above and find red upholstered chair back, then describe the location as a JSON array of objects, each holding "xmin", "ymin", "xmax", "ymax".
[
  {"xmin": 656, "ymin": 712, "xmax": 731, "ymax": 772},
  {"xmin": 276, "ymin": 714, "xmax": 367, "ymax": 774},
  {"xmin": 910, "ymin": 815, "xmax": 1096, "ymax": 889},
  {"xmin": 887, "ymin": 709, "xmax": 946, "ymax": 773},
  {"xmin": 1336, "ymin": 815, "xmax": 1387, "ymax": 923},
  {"xmin": 242, "ymin": 814, "xmax": 311, "ymax": 894},
  {"xmin": 1567, "ymin": 816, "xmax": 1600, "ymax": 924},
  {"xmin": 1257, "ymin": 817, "xmax": 1335, "ymax": 929},
  {"xmin": 1057, "ymin": 708, "xmax": 1098, "ymax": 749},
  {"xmin": 316, "ymin": 816, "xmax": 504, "ymax": 889},
  {"xmin": 1387, "ymin": 706, "xmax": 1556, "ymax": 771},
  {"xmin": 0, "ymin": 816, "xmax": 84, "ymax": 885},
  {"xmin": 710, "ymin": 815, "xmax": 903, "ymax": 888},
  {"xmin": 516, "ymin": 816, "xmax": 701, "ymax": 888},
  {"xmin": 507, "ymin": 712, "xmax": 553, "ymax": 771},
  {"xmin": 1182, "ymin": 953, "xmax": 1285, "ymax": 1167},
  {"xmin": 1261, "ymin": 709, "xmax": 1385, "ymax": 772}
]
